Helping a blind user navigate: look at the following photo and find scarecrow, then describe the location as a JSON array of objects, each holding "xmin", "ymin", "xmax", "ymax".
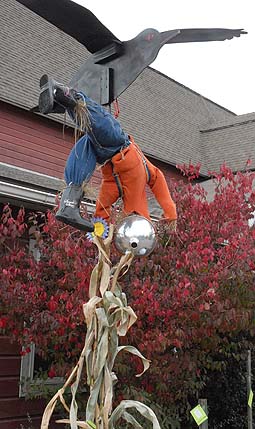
[{"xmin": 39, "ymin": 76, "xmax": 177, "ymax": 233}]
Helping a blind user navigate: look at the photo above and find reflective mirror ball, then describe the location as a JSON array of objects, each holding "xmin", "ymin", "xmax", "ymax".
[{"xmin": 114, "ymin": 214, "xmax": 157, "ymax": 257}]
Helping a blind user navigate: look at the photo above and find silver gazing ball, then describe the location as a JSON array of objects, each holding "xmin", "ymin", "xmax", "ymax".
[{"xmin": 114, "ymin": 214, "xmax": 157, "ymax": 257}]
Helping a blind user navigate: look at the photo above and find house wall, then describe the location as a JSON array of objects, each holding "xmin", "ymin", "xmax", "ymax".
[
  {"xmin": 0, "ymin": 101, "xmax": 104, "ymax": 191},
  {"xmin": 0, "ymin": 336, "xmax": 51, "ymax": 429},
  {"xmin": 147, "ymin": 156, "xmax": 187, "ymax": 184},
  {"xmin": 0, "ymin": 101, "xmax": 72, "ymax": 178}
]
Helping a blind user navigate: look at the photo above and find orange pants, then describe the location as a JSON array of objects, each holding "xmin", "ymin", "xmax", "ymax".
[{"xmin": 95, "ymin": 139, "xmax": 177, "ymax": 222}]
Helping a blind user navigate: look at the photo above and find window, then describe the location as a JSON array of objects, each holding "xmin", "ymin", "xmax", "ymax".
[{"xmin": 19, "ymin": 344, "xmax": 64, "ymax": 397}]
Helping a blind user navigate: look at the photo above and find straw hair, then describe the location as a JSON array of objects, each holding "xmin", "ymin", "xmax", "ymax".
[{"xmin": 74, "ymin": 98, "xmax": 92, "ymax": 143}]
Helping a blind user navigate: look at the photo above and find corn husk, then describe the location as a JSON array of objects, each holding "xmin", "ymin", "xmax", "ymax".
[{"xmin": 41, "ymin": 225, "xmax": 161, "ymax": 429}]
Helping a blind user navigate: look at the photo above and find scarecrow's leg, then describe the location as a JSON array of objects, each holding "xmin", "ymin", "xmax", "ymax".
[
  {"xmin": 146, "ymin": 158, "xmax": 177, "ymax": 221},
  {"xmin": 56, "ymin": 136, "xmax": 96, "ymax": 232},
  {"xmin": 56, "ymin": 184, "xmax": 94, "ymax": 232},
  {"xmin": 95, "ymin": 163, "xmax": 120, "ymax": 222},
  {"xmin": 111, "ymin": 144, "xmax": 150, "ymax": 219}
]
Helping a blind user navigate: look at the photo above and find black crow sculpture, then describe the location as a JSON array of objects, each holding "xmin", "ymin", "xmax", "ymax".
[{"xmin": 16, "ymin": 0, "xmax": 247, "ymax": 106}]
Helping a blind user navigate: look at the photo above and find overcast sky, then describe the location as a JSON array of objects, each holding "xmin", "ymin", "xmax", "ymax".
[{"xmin": 74, "ymin": 0, "xmax": 255, "ymax": 115}]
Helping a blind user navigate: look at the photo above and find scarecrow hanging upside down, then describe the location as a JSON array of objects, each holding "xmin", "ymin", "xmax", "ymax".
[{"xmin": 39, "ymin": 75, "xmax": 177, "ymax": 233}]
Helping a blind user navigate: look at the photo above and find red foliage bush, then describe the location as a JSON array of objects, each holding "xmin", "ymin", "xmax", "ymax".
[
  {"xmin": 0, "ymin": 164, "xmax": 255, "ymax": 409},
  {"xmin": 0, "ymin": 205, "xmax": 94, "ymax": 372}
]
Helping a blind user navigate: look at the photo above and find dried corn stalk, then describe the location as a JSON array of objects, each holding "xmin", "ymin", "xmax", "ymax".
[{"xmin": 41, "ymin": 225, "xmax": 161, "ymax": 429}]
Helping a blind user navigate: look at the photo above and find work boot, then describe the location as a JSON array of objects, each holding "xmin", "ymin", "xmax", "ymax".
[
  {"xmin": 39, "ymin": 74, "xmax": 77, "ymax": 114},
  {"xmin": 55, "ymin": 185, "xmax": 94, "ymax": 232}
]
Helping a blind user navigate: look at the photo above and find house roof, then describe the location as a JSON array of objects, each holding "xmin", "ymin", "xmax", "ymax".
[
  {"xmin": 1, "ymin": 0, "xmax": 254, "ymax": 176},
  {"xmin": 200, "ymin": 113, "xmax": 255, "ymax": 173}
]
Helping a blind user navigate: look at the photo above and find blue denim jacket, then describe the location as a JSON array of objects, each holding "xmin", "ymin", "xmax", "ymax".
[{"xmin": 65, "ymin": 93, "xmax": 130, "ymax": 185}]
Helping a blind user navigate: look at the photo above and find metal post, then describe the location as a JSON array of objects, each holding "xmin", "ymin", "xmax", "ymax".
[
  {"xmin": 198, "ymin": 399, "xmax": 208, "ymax": 429},
  {"xmin": 247, "ymin": 349, "xmax": 253, "ymax": 429}
]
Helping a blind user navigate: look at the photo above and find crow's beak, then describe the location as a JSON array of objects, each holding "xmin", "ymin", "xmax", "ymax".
[{"xmin": 160, "ymin": 30, "xmax": 180, "ymax": 45}]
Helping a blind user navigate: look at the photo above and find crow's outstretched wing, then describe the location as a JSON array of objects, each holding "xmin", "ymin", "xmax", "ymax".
[
  {"xmin": 15, "ymin": 0, "xmax": 120, "ymax": 53},
  {"xmin": 163, "ymin": 28, "xmax": 247, "ymax": 44}
]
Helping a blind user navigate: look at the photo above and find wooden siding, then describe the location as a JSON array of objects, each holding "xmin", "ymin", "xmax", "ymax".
[
  {"xmin": 0, "ymin": 102, "xmax": 74, "ymax": 178},
  {"xmin": 0, "ymin": 336, "xmax": 60, "ymax": 429},
  {"xmin": 0, "ymin": 337, "xmax": 20, "ymax": 406},
  {"xmin": 147, "ymin": 156, "xmax": 187, "ymax": 184},
  {"xmin": 0, "ymin": 101, "xmax": 103, "ymax": 191},
  {"xmin": 0, "ymin": 416, "xmax": 43, "ymax": 429},
  {"xmin": 0, "ymin": 357, "xmax": 20, "ymax": 377}
]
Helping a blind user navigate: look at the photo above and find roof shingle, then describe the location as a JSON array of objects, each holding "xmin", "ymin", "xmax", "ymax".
[{"xmin": 1, "ymin": 0, "xmax": 254, "ymax": 176}]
